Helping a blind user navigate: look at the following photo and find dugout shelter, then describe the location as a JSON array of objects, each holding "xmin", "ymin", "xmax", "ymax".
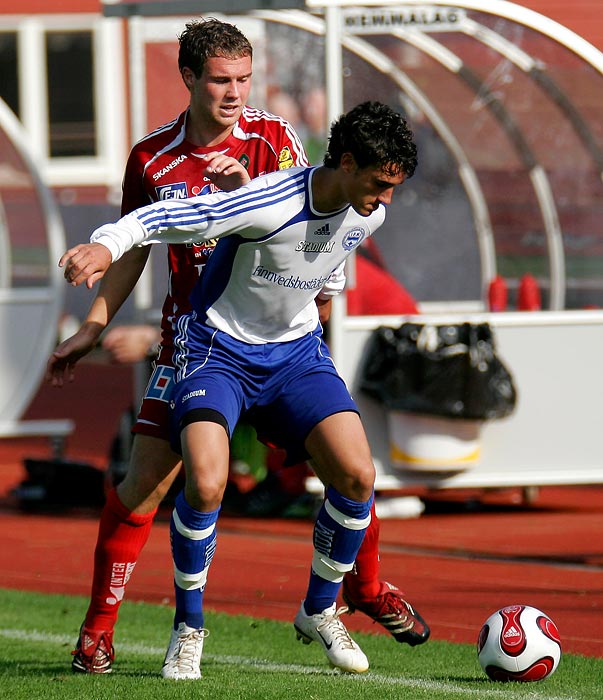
[
  {"xmin": 0, "ymin": 97, "xmax": 73, "ymax": 446},
  {"xmin": 23, "ymin": 0, "xmax": 587, "ymax": 500}
]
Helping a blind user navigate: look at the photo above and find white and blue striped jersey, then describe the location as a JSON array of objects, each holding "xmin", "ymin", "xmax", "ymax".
[{"xmin": 91, "ymin": 166, "xmax": 387, "ymax": 344}]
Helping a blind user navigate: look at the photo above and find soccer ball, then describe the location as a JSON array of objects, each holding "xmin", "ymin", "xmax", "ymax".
[{"xmin": 477, "ymin": 605, "xmax": 561, "ymax": 682}]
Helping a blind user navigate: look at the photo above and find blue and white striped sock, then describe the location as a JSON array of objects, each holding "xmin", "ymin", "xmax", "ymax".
[
  {"xmin": 170, "ymin": 491, "xmax": 219, "ymax": 629},
  {"xmin": 304, "ymin": 485, "xmax": 373, "ymax": 616}
]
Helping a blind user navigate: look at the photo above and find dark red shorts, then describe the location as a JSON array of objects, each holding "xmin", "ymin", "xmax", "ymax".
[{"xmin": 131, "ymin": 345, "xmax": 174, "ymax": 441}]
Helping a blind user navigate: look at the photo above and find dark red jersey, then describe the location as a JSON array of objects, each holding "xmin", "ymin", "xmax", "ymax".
[{"xmin": 121, "ymin": 106, "xmax": 309, "ymax": 348}]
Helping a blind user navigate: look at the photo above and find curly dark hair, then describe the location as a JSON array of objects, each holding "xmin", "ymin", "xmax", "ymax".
[
  {"xmin": 324, "ymin": 101, "xmax": 417, "ymax": 178},
  {"xmin": 178, "ymin": 18, "xmax": 253, "ymax": 78}
]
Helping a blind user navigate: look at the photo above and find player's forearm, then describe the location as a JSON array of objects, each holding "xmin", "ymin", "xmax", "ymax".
[
  {"xmin": 316, "ymin": 297, "xmax": 332, "ymax": 324},
  {"xmin": 81, "ymin": 247, "xmax": 150, "ymax": 328}
]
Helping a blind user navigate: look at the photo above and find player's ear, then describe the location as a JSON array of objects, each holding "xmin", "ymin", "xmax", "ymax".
[
  {"xmin": 340, "ymin": 152, "xmax": 357, "ymax": 173},
  {"xmin": 181, "ymin": 66, "xmax": 196, "ymax": 90}
]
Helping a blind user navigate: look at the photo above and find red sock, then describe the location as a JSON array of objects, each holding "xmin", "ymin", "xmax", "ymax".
[
  {"xmin": 343, "ymin": 500, "xmax": 382, "ymax": 601},
  {"xmin": 84, "ymin": 487, "xmax": 157, "ymax": 631}
]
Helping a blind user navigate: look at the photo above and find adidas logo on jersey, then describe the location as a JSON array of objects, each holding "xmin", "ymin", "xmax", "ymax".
[{"xmin": 314, "ymin": 223, "xmax": 331, "ymax": 236}]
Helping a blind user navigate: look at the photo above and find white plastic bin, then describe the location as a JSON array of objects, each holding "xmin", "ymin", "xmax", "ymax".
[{"xmin": 388, "ymin": 411, "xmax": 481, "ymax": 472}]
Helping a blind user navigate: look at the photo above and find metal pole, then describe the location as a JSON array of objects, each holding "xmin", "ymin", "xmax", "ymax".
[{"xmin": 323, "ymin": 4, "xmax": 349, "ymax": 365}]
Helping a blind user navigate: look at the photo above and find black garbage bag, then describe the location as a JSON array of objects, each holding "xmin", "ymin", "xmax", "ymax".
[{"xmin": 359, "ymin": 322, "xmax": 517, "ymax": 420}]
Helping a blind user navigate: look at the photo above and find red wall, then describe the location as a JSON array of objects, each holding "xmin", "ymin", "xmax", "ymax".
[
  {"xmin": 521, "ymin": 0, "xmax": 603, "ymax": 51},
  {"xmin": 145, "ymin": 42, "xmax": 189, "ymax": 132},
  {"xmin": 0, "ymin": 0, "xmax": 101, "ymax": 12}
]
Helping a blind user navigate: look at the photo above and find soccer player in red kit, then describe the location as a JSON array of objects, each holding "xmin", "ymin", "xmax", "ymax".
[{"xmin": 46, "ymin": 18, "xmax": 429, "ymax": 675}]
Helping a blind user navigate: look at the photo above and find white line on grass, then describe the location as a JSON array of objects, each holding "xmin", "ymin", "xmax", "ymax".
[{"xmin": 0, "ymin": 628, "xmax": 576, "ymax": 700}]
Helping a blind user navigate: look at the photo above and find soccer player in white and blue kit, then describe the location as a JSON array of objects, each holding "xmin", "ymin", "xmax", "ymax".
[{"xmin": 61, "ymin": 101, "xmax": 418, "ymax": 677}]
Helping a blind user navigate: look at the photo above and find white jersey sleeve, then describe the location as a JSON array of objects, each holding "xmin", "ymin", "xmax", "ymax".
[
  {"xmin": 91, "ymin": 168, "xmax": 308, "ymax": 261},
  {"xmin": 90, "ymin": 216, "xmax": 149, "ymax": 262},
  {"xmin": 318, "ymin": 261, "xmax": 347, "ymax": 300}
]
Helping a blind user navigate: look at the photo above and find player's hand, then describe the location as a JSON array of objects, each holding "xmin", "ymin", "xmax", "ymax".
[
  {"xmin": 45, "ymin": 322, "xmax": 103, "ymax": 387},
  {"xmin": 102, "ymin": 325, "xmax": 159, "ymax": 364},
  {"xmin": 59, "ymin": 243, "xmax": 112, "ymax": 288},
  {"xmin": 201, "ymin": 151, "xmax": 251, "ymax": 192}
]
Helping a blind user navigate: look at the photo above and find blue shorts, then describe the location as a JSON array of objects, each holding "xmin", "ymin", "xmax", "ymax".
[{"xmin": 170, "ymin": 322, "xmax": 358, "ymax": 464}]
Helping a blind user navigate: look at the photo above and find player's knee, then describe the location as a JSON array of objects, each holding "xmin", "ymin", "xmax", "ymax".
[
  {"xmin": 184, "ymin": 471, "xmax": 227, "ymax": 512},
  {"xmin": 355, "ymin": 465, "xmax": 376, "ymax": 502},
  {"xmin": 336, "ymin": 461, "xmax": 375, "ymax": 502}
]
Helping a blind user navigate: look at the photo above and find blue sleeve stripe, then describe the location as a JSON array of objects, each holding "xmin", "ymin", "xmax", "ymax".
[
  {"xmin": 140, "ymin": 187, "xmax": 303, "ymax": 230},
  {"xmin": 137, "ymin": 170, "xmax": 307, "ymax": 230}
]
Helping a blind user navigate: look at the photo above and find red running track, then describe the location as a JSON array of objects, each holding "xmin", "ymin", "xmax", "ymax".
[{"xmin": 1, "ymin": 359, "xmax": 602, "ymax": 658}]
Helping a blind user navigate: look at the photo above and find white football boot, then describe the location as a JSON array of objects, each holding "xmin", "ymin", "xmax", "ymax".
[
  {"xmin": 161, "ymin": 622, "xmax": 209, "ymax": 680},
  {"xmin": 294, "ymin": 601, "xmax": 369, "ymax": 673}
]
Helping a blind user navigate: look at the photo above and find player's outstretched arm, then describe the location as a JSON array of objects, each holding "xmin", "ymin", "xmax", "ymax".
[{"xmin": 47, "ymin": 245, "xmax": 150, "ymax": 385}]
